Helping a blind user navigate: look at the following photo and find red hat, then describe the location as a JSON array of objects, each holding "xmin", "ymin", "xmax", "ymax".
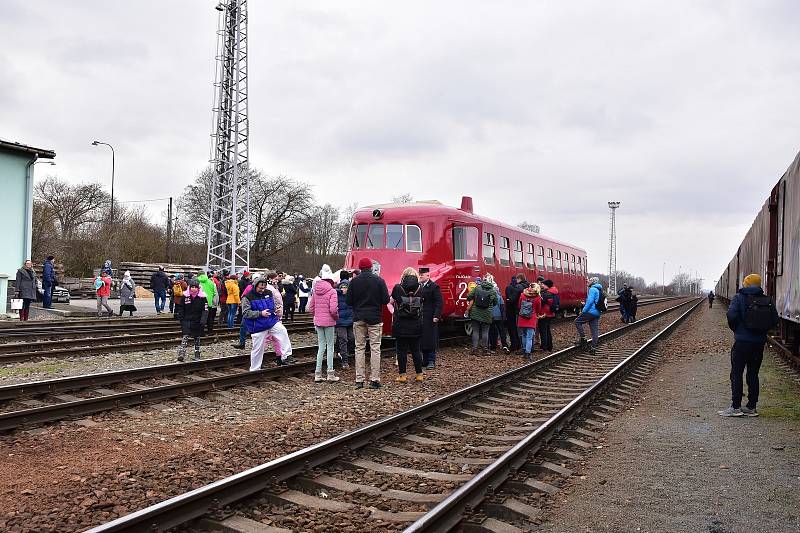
[
  {"xmin": 358, "ymin": 257, "xmax": 373, "ymax": 270},
  {"xmin": 243, "ymin": 271, "xmax": 250, "ymax": 276}
]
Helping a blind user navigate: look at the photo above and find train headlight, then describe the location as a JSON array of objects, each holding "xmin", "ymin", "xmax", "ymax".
[{"xmin": 372, "ymin": 209, "xmax": 383, "ymax": 220}]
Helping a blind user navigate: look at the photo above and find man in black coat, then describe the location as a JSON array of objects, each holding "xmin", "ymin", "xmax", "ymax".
[
  {"xmin": 418, "ymin": 267, "xmax": 443, "ymax": 369},
  {"xmin": 505, "ymin": 274, "xmax": 528, "ymax": 352},
  {"xmin": 150, "ymin": 266, "xmax": 170, "ymax": 314},
  {"xmin": 346, "ymin": 257, "xmax": 390, "ymax": 389}
]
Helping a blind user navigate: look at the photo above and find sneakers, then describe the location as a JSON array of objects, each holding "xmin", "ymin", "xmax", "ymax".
[
  {"xmin": 426, "ymin": 362, "xmax": 435, "ymax": 370},
  {"xmin": 396, "ymin": 374, "xmax": 408, "ymax": 383},
  {"xmin": 575, "ymin": 338, "xmax": 589, "ymax": 350},
  {"xmin": 341, "ymin": 363, "xmax": 350, "ymax": 370},
  {"xmin": 740, "ymin": 406, "xmax": 759, "ymax": 417},
  {"xmin": 368, "ymin": 380, "xmax": 381, "ymax": 389},
  {"xmin": 355, "ymin": 381, "xmax": 365, "ymax": 389},
  {"xmin": 326, "ymin": 372, "xmax": 340, "ymax": 382},
  {"xmin": 502, "ymin": 346, "xmax": 510, "ymax": 354},
  {"xmin": 522, "ymin": 353, "xmax": 532, "ymax": 362},
  {"xmin": 589, "ymin": 346, "xmax": 597, "ymax": 355},
  {"xmin": 314, "ymin": 372, "xmax": 324, "ymax": 383},
  {"xmin": 718, "ymin": 407, "xmax": 743, "ymax": 417},
  {"xmin": 415, "ymin": 373, "xmax": 424, "ymax": 382}
]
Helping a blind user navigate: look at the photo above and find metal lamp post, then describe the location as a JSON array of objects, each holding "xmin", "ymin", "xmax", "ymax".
[{"xmin": 91, "ymin": 140, "xmax": 115, "ymax": 223}]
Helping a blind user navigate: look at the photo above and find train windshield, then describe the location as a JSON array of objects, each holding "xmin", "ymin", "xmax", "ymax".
[
  {"xmin": 386, "ymin": 224, "xmax": 403, "ymax": 249},
  {"xmin": 367, "ymin": 224, "xmax": 385, "ymax": 248},
  {"xmin": 353, "ymin": 224, "xmax": 369, "ymax": 249},
  {"xmin": 453, "ymin": 226, "xmax": 479, "ymax": 260}
]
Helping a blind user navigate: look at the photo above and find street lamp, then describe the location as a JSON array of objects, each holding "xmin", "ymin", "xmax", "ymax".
[{"xmin": 91, "ymin": 140, "xmax": 115, "ymax": 223}]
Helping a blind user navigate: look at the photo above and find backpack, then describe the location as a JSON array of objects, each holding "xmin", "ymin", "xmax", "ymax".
[
  {"xmin": 397, "ymin": 287, "xmax": 422, "ymax": 319},
  {"xmin": 742, "ymin": 294, "xmax": 778, "ymax": 332},
  {"xmin": 474, "ymin": 287, "xmax": 493, "ymax": 309},
  {"xmin": 595, "ymin": 286, "xmax": 608, "ymax": 313},
  {"xmin": 550, "ymin": 293, "xmax": 561, "ymax": 313},
  {"xmin": 94, "ymin": 277, "xmax": 103, "ymax": 291},
  {"xmin": 519, "ymin": 297, "xmax": 534, "ymax": 319},
  {"xmin": 173, "ymin": 283, "xmax": 184, "ymax": 298}
]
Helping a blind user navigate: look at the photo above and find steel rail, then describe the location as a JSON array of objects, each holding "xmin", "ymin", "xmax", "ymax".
[
  {"xmin": 403, "ymin": 297, "xmax": 704, "ymax": 532},
  {"xmin": 87, "ymin": 298, "xmax": 697, "ymax": 533}
]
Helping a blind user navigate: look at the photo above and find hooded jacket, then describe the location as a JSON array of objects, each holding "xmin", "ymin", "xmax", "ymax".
[
  {"xmin": 309, "ymin": 279, "xmax": 339, "ymax": 327},
  {"xmin": 336, "ymin": 282, "xmax": 354, "ymax": 327},
  {"xmin": 391, "ymin": 275, "xmax": 423, "ymax": 337},
  {"xmin": 541, "ymin": 285, "xmax": 559, "ymax": 318},
  {"xmin": 467, "ymin": 280, "xmax": 498, "ymax": 324},
  {"xmin": 242, "ymin": 282, "xmax": 281, "ymax": 333},
  {"xmin": 581, "ymin": 283, "xmax": 603, "ymax": 317},
  {"xmin": 727, "ymin": 286, "xmax": 777, "ymax": 343},
  {"xmin": 197, "ymin": 274, "xmax": 217, "ymax": 308},
  {"xmin": 181, "ymin": 289, "xmax": 208, "ymax": 337},
  {"xmin": 225, "ymin": 278, "xmax": 241, "ymax": 304}
]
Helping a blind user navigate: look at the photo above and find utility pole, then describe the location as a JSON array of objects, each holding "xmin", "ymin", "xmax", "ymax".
[
  {"xmin": 165, "ymin": 197, "xmax": 173, "ymax": 262},
  {"xmin": 608, "ymin": 202, "xmax": 621, "ymax": 294},
  {"xmin": 207, "ymin": 0, "xmax": 250, "ymax": 273},
  {"xmin": 662, "ymin": 261, "xmax": 666, "ymax": 295}
]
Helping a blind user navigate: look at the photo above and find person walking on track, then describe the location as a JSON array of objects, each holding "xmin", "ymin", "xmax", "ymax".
[
  {"xmin": 150, "ymin": 266, "xmax": 170, "ymax": 314},
  {"xmin": 242, "ymin": 276, "xmax": 295, "ymax": 371},
  {"xmin": 14, "ymin": 260, "xmax": 38, "ymax": 321},
  {"xmin": 391, "ymin": 267, "xmax": 425, "ymax": 383},
  {"xmin": 418, "ymin": 267, "xmax": 443, "ymax": 369},
  {"xmin": 95, "ymin": 271, "xmax": 113, "ymax": 317},
  {"xmin": 177, "ymin": 279, "xmax": 208, "ymax": 362},
  {"xmin": 575, "ymin": 277, "xmax": 604, "ymax": 354},
  {"xmin": 708, "ymin": 290, "xmax": 715, "ymax": 309},
  {"xmin": 309, "ymin": 268, "xmax": 340, "ymax": 383},
  {"xmin": 346, "ymin": 257, "xmax": 390, "ymax": 389},
  {"xmin": 718, "ymin": 274, "xmax": 778, "ymax": 417},
  {"xmin": 119, "ymin": 271, "xmax": 137, "ymax": 316}
]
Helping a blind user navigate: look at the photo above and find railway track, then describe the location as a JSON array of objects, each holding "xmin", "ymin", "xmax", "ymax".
[{"xmin": 87, "ymin": 298, "xmax": 701, "ymax": 533}]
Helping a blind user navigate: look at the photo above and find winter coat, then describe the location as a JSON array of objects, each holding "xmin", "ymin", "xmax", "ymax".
[
  {"xmin": 467, "ymin": 281, "xmax": 498, "ymax": 324},
  {"xmin": 283, "ymin": 281, "xmax": 298, "ymax": 301},
  {"xmin": 581, "ymin": 283, "xmax": 603, "ymax": 317},
  {"xmin": 541, "ymin": 286, "xmax": 559, "ymax": 318},
  {"xmin": 266, "ymin": 284, "xmax": 284, "ymax": 317},
  {"xmin": 517, "ymin": 293, "xmax": 543, "ymax": 329},
  {"xmin": 96, "ymin": 275, "xmax": 112, "ymax": 298},
  {"xmin": 238, "ymin": 276, "xmax": 251, "ymax": 295},
  {"xmin": 708, "ymin": 291, "xmax": 715, "ymax": 301},
  {"xmin": 418, "ymin": 278, "xmax": 443, "ymax": 351},
  {"xmin": 345, "ymin": 270, "xmax": 390, "ymax": 325},
  {"xmin": 43, "ymin": 260, "xmax": 55, "ymax": 284},
  {"xmin": 15, "ymin": 267, "xmax": 38, "ymax": 300},
  {"xmin": 181, "ymin": 290, "xmax": 209, "ymax": 337},
  {"xmin": 336, "ymin": 282, "xmax": 354, "ymax": 327},
  {"xmin": 119, "ymin": 278, "xmax": 136, "ymax": 306},
  {"xmin": 623, "ymin": 290, "xmax": 638, "ymax": 316},
  {"xmin": 298, "ymin": 281, "xmax": 311, "ymax": 298},
  {"xmin": 242, "ymin": 287, "xmax": 281, "ymax": 333},
  {"xmin": 391, "ymin": 275, "xmax": 423, "ymax": 338},
  {"xmin": 727, "ymin": 286, "xmax": 777, "ymax": 343},
  {"xmin": 309, "ymin": 280, "xmax": 339, "ymax": 327},
  {"xmin": 505, "ymin": 280, "xmax": 527, "ymax": 316},
  {"xmin": 225, "ymin": 279, "xmax": 241, "ymax": 304},
  {"xmin": 491, "ymin": 286, "xmax": 505, "ymax": 320},
  {"xmin": 197, "ymin": 274, "xmax": 217, "ymax": 308},
  {"xmin": 150, "ymin": 270, "xmax": 170, "ymax": 292}
]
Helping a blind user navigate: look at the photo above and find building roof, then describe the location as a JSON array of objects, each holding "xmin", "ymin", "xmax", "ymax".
[{"xmin": 0, "ymin": 139, "xmax": 56, "ymax": 159}]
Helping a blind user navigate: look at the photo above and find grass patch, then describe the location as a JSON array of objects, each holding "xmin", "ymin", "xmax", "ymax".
[
  {"xmin": 758, "ymin": 354, "xmax": 800, "ymax": 421},
  {"xmin": 0, "ymin": 361, "xmax": 69, "ymax": 378}
]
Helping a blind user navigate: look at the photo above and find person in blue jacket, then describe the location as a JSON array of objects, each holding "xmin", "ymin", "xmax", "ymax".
[
  {"xmin": 575, "ymin": 277, "xmax": 603, "ymax": 353},
  {"xmin": 42, "ymin": 255, "xmax": 56, "ymax": 309},
  {"xmin": 718, "ymin": 273, "xmax": 778, "ymax": 417},
  {"xmin": 335, "ymin": 280, "xmax": 355, "ymax": 369}
]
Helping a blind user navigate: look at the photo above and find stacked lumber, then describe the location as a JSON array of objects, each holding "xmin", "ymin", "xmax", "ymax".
[{"xmin": 118, "ymin": 262, "xmax": 205, "ymax": 290}]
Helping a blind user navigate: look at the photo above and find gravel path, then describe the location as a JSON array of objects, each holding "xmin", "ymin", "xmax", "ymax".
[{"xmin": 538, "ymin": 302, "xmax": 800, "ymax": 533}]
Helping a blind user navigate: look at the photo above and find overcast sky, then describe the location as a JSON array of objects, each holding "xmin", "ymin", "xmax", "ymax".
[{"xmin": 3, "ymin": 1, "xmax": 800, "ymax": 288}]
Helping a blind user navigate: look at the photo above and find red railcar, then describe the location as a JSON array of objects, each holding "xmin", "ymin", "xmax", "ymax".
[{"xmin": 344, "ymin": 196, "xmax": 589, "ymax": 332}]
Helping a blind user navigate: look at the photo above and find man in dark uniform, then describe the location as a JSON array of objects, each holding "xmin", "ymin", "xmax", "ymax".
[{"xmin": 418, "ymin": 267, "xmax": 443, "ymax": 369}]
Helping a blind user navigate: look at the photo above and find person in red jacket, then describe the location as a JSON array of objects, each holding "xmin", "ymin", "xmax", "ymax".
[
  {"xmin": 517, "ymin": 283, "xmax": 543, "ymax": 361},
  {"xmin": 95, "ymin": 272, "xmax": 113, "ymax": 317},
  {"xmin": 539, "ymin": 279, "xmax": 558, "ymax": 352}
]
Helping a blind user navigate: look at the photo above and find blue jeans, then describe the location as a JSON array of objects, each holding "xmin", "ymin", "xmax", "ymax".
[
  {"xmin": 227, "ymin": 303, "xmax": 238, "ymax": 328},
  {"xmin": 575, "ymin": 313, "xmax": 600, "ymax": 348},
  {"xmin": 423, "ymin": 349, "xmax": 436, "ymax": 366},
  {"xmin": 42, "ymin": 281, "xmax": 53, "ymax": 308},
  {"xmin": 154, "ymin": 289, "xmax": 166, "ymax": 312},
  {"xmin": 519, "ymin": 327, "xmax": 535, "ymax": 354},
  {"xmin": 315, "ymin": 326, "xmax": 336, "ymax": 374}
]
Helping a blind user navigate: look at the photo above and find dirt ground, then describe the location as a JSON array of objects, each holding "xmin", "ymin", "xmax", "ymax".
[{"xmin": 539, "ymin": 302, "xmax": 800, "ymax": 533}]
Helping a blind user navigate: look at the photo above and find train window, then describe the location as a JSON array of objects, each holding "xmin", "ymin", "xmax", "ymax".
[
  {"xmin": 453, "ymin": 226, "xmax": 479, "ymax": 261},
  {"xmin": 367, "ymin": 224, "xmax": 384, "ymax": 249},
  {"xmin": 353, "ymin": 224, "xmax": 368, "ymax": 249},
  {"xmin": 386, "ymin": 224, "xmax": 404, "ymax": 250},
  {"xmin": 406, "ymin": 225, "xmax": 422, "ymax": 252},
  {"xmin": 536, "ymin": 246, "xmax": 545, "ymax": 270},
  {"xmin": 514, "ymin": 240, "xmax": 524, "ymax": 267},
  {"xmin": 526, "ymin": 243, "xmax": 535, "ymax": 269},
  {"xmin": 577, "ymin": 256, "xmax": 582, "ymax": 274},
  {"xmin": 483, "ymin": 232, "xmax": 496, "ymax": 265},
  {"xmin": 556, "ymin": 251, "xmax": 563, "ymax": 272},
  {"xmin": 546, "ymin": 248, "xmax": 554, "ymax": 271},
  {"xmin": 499, "ymin": 237, "xmax": 510, "ymax": 266},
  {"xmin": 571, "ymin": 254, "xmax": 577, "ymax": 274}
]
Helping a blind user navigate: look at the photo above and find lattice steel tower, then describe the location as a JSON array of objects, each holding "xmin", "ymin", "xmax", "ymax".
[
  {"xmin": 608, "ymin": 201, "xmax": 621, "ymax": 294},
  {"xmin": 207, "ymin": 0, "xmax": 250, "ymax": 272}
]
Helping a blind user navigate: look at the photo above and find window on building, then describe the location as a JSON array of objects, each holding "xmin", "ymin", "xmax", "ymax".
[
  {"xmin": 367, "ymin": 224, "xmax": 384, "ymax": 249},
  {"xmin": 353, "ymin": 224, "xmax": 368, "ymax": 249},
  {"xmin": 537, "ymin": 246, "xmax": 545, "ymax": 270},
  {"xmin": 514, "ymin": 240, "xmax": 524, "ymax": 267},
  {"xmin": 556, "ymin": 251, "xmax": 563, "ymax": 272},
  {"xmin": 499, "ymin": 236, "xmax": 511, "ymax": 266},
  {"xmin": 386, "ymin": 224, "xmax": 403, "ymax": 250},
  {"xmin": 453, "ymin": 226, "xmax": 479, "ymax": 261},
  {"xmin": 483, "ymin": 232, "xmax": 495, "ymax": 265},
  {"xmin": 406, "ymin": 225, "xmax": 422, "ymax": 252},
  {"xmin": 546, "ymin": 248, "xmax": 554, "ymax": 270}
]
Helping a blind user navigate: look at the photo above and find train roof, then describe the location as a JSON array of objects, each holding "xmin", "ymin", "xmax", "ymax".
[{"xmin": 356, "ymin": 197, "xmax": 586, "ymax": 253}]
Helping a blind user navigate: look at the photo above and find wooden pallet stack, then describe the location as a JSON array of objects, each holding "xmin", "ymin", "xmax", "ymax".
[{"xmin": 118, "ymin": 262, "xmax": 205, "ymax": 290}]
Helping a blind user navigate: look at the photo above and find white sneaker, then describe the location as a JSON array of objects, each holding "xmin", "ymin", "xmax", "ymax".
[
  {"xmin": 314, "ymin": 372, "xmax": 324, "ymax": 383},
  {"xmin": 327, "ymin": 373, "xmax": 340, "ymax": 382},
  {"xmin": 717, "ymin": 407, "xmax": 743, "ymax": 417}
]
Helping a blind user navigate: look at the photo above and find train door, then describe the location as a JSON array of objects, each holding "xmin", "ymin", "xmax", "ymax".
[{"xmin": 450, "ymin": 222, "xmax": 480, "ymax": 330}]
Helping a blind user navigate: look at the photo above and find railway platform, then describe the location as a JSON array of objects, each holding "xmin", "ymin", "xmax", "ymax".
[{"xmin": 538, "ymin": 303, "xmax": 800, "ymax": 533}]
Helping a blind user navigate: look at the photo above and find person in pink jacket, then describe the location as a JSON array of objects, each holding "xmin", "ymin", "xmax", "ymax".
[{"xmin": 309, "ymin": 266, "xmax": 340, "ymax": 382}]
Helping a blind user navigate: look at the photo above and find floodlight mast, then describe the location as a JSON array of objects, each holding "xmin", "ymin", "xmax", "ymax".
[
  {"xmin": 206, "ymin": 0, "xmax": 250, "ymax": 273},
  {"xmin": 608, "ymin": 201, "xmax": 621, "ymax": 294}
]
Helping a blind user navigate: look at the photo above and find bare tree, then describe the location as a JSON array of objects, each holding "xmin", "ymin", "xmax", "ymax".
[
  {"xmin": 34, "ymin": 176, "xmax": 109, "ymax": 240},
  {"xmin": 392, "ymin": 193, "xmax": 414, "ymax": 204}
]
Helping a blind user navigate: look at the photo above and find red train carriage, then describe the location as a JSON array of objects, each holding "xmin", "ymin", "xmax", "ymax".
[{"xmin": 344, "ymin": 196, "xmax": 589, "ymax": 333}]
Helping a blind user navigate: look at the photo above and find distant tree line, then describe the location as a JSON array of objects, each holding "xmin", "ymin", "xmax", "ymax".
[
  {"xmin": 588, "ymin": 271, "xmax": 704, "ymax": 295},
  {"xmin": 32, "ymin": 167, "xmax": 354, "ymax": 277}
]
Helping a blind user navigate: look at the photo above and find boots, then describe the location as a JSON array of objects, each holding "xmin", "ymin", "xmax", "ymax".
[
  {"xmin": 396, "ymin": 374, "xmax": 407, "ymax": 383},
  {"xmin": 415, "ymin": 373, "xmax": 424, "ymax": 382},
  {"xmin": 326, "ymin": 370, "xmax": 339, "ymax": 382}
]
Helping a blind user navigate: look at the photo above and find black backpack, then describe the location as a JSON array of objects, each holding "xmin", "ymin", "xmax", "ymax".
[
  {"xmin": 474, "ymin": 287, "xmax": 493, "ymax": 309},
  {"xmin": 742, "ymin": 294, "xmax": 778, "ymax": 332},
  {"xmin": 595, "ymin": 286, "xmax": 608, "ymax": 313},
  {"xmin": 550, "ymin": 293, "xmax": 561, "ymax": 313},
  {"xmin": 398, "ymin": 287, "xmax": 422, "ymax": 319}
]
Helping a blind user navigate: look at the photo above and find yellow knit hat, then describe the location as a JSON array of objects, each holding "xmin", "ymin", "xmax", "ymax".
[{"xmin": 742, "ymin": 274, "xmax": 761, "ymax": 288}]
